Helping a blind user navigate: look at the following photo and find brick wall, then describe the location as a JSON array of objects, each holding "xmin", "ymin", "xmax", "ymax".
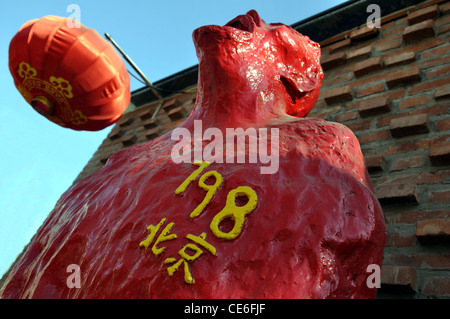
[
  {"xmin": 313, "ymin": 0, "xmax": 450, "ymax": 298},
  {"xmin": 73, "ymin": 0, "xmax": 450, "ymax": 298}
]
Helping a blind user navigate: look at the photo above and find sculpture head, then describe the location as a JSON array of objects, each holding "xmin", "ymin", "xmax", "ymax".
[{"xmin": 192, "ymin": 10, "xmax": 323, "ymax": 119}]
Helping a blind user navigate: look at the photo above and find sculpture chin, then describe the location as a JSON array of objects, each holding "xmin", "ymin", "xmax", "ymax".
[
  {"xmin": 192, "ymin": 25, "xmax": 253, "ymax": 56},
  {"xmin": 192, "ymin": 10, "xmax": 261, "ymax": 54}
]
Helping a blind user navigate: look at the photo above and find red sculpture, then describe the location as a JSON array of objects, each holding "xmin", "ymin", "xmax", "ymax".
[
  {"xmin": 0, "ymin": 10, "xmax": 385, "ymax": 298},
  {"xmin": 9, "ymin": 15, "xmax": 130, "ymax": 131}
]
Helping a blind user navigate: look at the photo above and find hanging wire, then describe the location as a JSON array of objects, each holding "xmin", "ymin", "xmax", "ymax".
[{"xmin": 128, "ymin": 70, "xmax": 197, "ymax": 95}]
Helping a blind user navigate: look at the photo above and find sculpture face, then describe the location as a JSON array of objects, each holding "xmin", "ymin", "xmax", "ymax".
[{"xmin": 192, "ymin": 10, "xmax": 323, "ymax": 118}]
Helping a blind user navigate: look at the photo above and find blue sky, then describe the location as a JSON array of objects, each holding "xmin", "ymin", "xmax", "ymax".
[{"xmin": 0, "ymin": 0, "xmax": 346, "ymax": 279}]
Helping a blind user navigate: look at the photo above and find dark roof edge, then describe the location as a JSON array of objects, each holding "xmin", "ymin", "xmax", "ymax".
[
  {"xmin": 291, "ymin": 0, "xmax": 427, "ymax": 43},
  {"xmin": 131, "ymin": 0, "xmax": 428, "ymax": 106}
]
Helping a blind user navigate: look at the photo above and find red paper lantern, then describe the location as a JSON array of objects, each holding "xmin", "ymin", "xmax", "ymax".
[{"xmin": 9, "ymin": 15, "xmax": 130, "ymax": 131}]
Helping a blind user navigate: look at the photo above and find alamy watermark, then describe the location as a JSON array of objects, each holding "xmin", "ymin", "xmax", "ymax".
[
  {"xmin": 66, "ymin": 264, "xmax": 81, "ymax": 288},
  {"xmin": 366, "ymin": 264, "xmax": 381, "ymax": 288},
  {"xmin": 171, "ymin": 120, "xmax": 280, "ymax": 174},
  {"xmin": 66, "ymin": 4, "xmax": 81, "ymax": 28},
  {"xmin": 367, "ymin": 4, "xmax": 381, "ymax": 29}
]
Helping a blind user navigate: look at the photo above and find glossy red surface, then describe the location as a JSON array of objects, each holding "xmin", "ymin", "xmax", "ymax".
[
  {"xmin": 9, "ymin": 15, "xmax": 130, "ymax": 131},
  {"xmin": 1, "ymin": 11, "xmax": 385, "ymax": 298}
]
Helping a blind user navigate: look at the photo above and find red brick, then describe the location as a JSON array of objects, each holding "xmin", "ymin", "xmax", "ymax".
[
  {"xmin": 349, "ymin": 70, "xmax": 396, "ymax": 89},
  {"xmin": 423, "ymin": 278, "xmax": 450, "ymax": 296},
  {"xmin": 410, "ymin": 78, "xmax": 449, "ymax": 95},
  {"xmin": 321, "ymin": 85, "xmax": 353, "ymax": 104},
  {"xmin": 407, "ymin": 5, "xmax": 440, "ymax": 26},
  {"xmin": 381, "ymin": 265, "xmax": 418, "ymax": 291},
  {"xmin": 437, "ymin": 118, "xmax": 450, "ymax": 131},
  {"xmin": 343, "ymin": 100, "xmax": 358, "ymax": 111},
  {"xmin": 385, "ymin": 67, "xmax": 421, "ymax": 88},
  {"xmin": 162, "ymin": 98, "xmax": 181, "ymax": 113},
  {"xmin": 167, "ymin": 106, "xmax": 185, "ymax": 121},
  {"xmin": 385, "ymin": 209, "xmax": 450, "ymax": 225},
  {"xmin": 321, "ymin": 52, "xmax": 346, "ymax": 70},
  {"xmin": 381, "ymin": 21, "xmax": 407, "ymax": 37},
  {"xmin": 314, "ymin": 98, "xmax": 326, "ymax": 108},
  {"xmin": 380, "ymin": 20, "xmax": 396, "ymax": 32},
  {"xmin": 397, "ymin": 267, "xmax": 418, "ymax": 288},
  {"xmin": 426, "ymin": 65, "xmax": 450, "ymax": 79},
  {"xmin": 142, "ymin": 117, "xmax": 159, "ymax": 129},
  {"xmin": 419, "ymin": 54, "xmax": 450, "ymax": 70},
  {"xmin": 145, "ymin": 127, "xmax": 160, "ymax": 140},
  {"xmin": 384, "ymin": 138, "xmax": 430, "ymax": 156},
  {"xmin": 385, "ymin": 232, "xmax": 415, "ymax": 247},
  {"xmin": 391, "ymin": 155, "xmax": 426, "ymax": 171},
  {"xmin": 416, "ymin": 219, "xmax": 450, "ymax": 243},
  {"xmin": 357, "ymin": 129, "xmax": 390, "ymax": 144},
  {"xmin": 121, "ymin": 134, "xmax": 137, "ymax": 147},
  {"xmin": 383, "ymin": 51, "xmax": 416, "ymax": 68},
  {"xmin": 402, "ymin": 19, "xmax": 436, "ymax": 43},
  {"xmin": 375, "ymin": 38, "xmax": 402, "ymax": 52},
  {"xmin": 435, "ymin": 14, "xmax": 450, "ymax": 28},
  {"xmin": 162, "ymin": 118, "xmax": 186, "ymax": 132},
  {"xmin": 109, "ymin": 126, "xmax": 123, "ymax": 140},
  {"xmin": 428, "ymin": 190, "xmax": 450, "ymax": 204},
  {"xmin": 138, "ymin": 108, "xmax": 155, "ymax": 120},
  {"xmin": 421, "ymin": 43, "xmax": 450, "ymax": 59},
  {"xmin": 327, "ymin": 38, "xmax": 351, "ymax": 54},
  {"xmin": 350, "ymin": 25, "xmax": 378, "ymax": 41},
  {"xmin": 419, "ymin": 101, "xmax": 448, "ymax": 116},
  {"xmin": 358, "ymin": 96, "xmax": 391, "ymax": 117},
  {"xmin": 438, "ymin": 23, "xmax": 450, "ymax": 34},
  {"xmin": 440, "ymin": 1, "xmax": 450, "ymax": 15},
  {"xmin": 346, "ymin": 45, "xmax": 372, "ymax": 61},
  {"xmin": 335, "ymin": 111, "xmax": 359, "ymax": 123},
  {"xmin": 377, "ymin": 102, "xmax": 443, "ymax": 128},
  {"xmin": 442, "ymin": 171, "xmax": 450, "ymax": 183},
  {"xmin": 356, "ymin": 82, "xmax": 385, "ymax": 97},
  {"xmin": 117, "ymin": 117, "xmax": 134, "ymax": 128},
  {"xmin": 307, "ymin": 105, "xmax": 340, "ymax": 120},
  {"xmin": 384, "ymin": 38, "xmax": 444, "ymax": 65},
  {"xmin": 390, "ymin": 113, "xmax": 429, "ymax": 138},
  {"xmin": 399, "ymin": 95, "xmax": 430, "ymax": 109},
  {"xmin": 385, "ymin": 253, "xmax": 450, "ymax": 269},
  {"xmin": 429, "ymin": 137, "xmax": 450, "ymax": 164},
  {"xmin": 365, "ymin": 155, "xmax": 385, "ymax": 173},
  {"xmin": 377, "ymin": 171, "xmax": 442, "ymax": 188},
  {"xmin": 323, "ymin": 72, "xmax": 354, "ymax": 87},
  {"xmin": 375, "ymin": 182, "xmax": 419, "ymax": 205},
  {"xmin": 353, "ymin": 57, "xmax": 382, "ymax": 77},
  {"xmin": 345, "ymin": 119, "xmax": 371, "ymax": 132}
]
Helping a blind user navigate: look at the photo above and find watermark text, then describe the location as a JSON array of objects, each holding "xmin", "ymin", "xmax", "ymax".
[{"xmin": 171, "ymin": 120, "xmax": 279, "ymax": 174}]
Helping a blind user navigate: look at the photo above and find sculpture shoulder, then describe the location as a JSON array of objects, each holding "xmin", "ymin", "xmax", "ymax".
[
  {"xmin": 274, "ymin": 117, "xmax": 368, "ymax": 186},
  {"xmin": 276, "ymin": 117, "xmax": 361, "ymax": 150}
]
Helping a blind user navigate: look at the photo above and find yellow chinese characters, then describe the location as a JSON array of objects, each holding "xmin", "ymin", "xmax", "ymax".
[
  {"xmin": 140, "ymin": 161, "xmax": 258, "ymax": 284},
  {"xmin": 165, "ymin": 233, "xmax": 216, "ymax": 284},
  {"xmin": 139, "ymin": 218, "xmax": 177, "ymax": 256},
  {"xmin": 139, "ymin": 217, "xmax": 216, "ymax": 284},
  {"xmin": 210, "ymin": 186, "xmax": 258, "ymax": 240}
]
